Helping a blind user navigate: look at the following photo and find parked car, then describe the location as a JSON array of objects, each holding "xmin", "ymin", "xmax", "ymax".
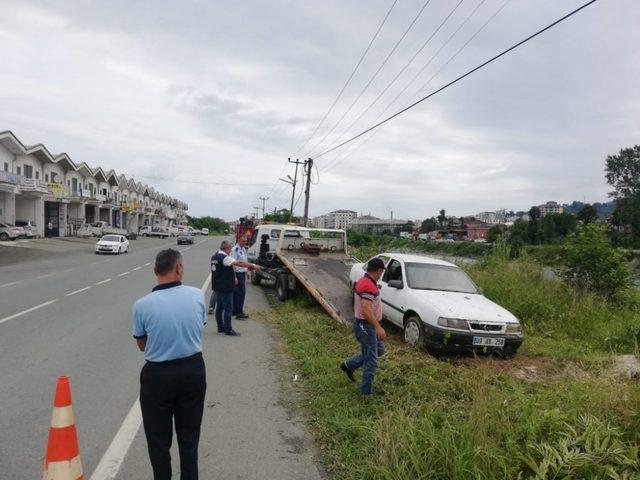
[
  {"xmin": 201, "ymin": 227, "xmax": 209, "ymax": 235},
  {"xmin": 15, "ymin": 220, "xmax": 36, "ymax": 238},
  {"xmin": 0, "ymin": 222, "xmax": 24, "ymax": 241},
  {"xmin": 138, "ymin": 226, "xmax": 168, "ymax": 238},
  {"xmin": 177, "ymin": 232, "xmax": 195, "ymax": 245},
  {"xmin": 349, "ymin": 253, "xmax": 524, "ymax": 356},
  {"xmin": 79, "ymin": 221, "xmax": 126, "ymax": 237},
  {"xmin": 95, "ymin": 234, "xmax": 129, "ymax": 254}
]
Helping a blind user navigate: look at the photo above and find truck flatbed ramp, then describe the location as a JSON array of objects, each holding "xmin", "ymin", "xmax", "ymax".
[{"xmin": 277, "ymin": 249, "xmax": 356, "ymax": 324}]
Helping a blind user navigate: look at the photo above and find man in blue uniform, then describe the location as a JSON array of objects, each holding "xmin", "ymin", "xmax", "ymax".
[
  {"xmin": 132, "ymin": 248, "xmax": 206, "ymax": 480},
  {"xmin": 211, "ymin": 239, "xmax": 261, "ymax": 336},
  {"xmin": 231, "ymin": 235, "xmax": 250, "ymax": 319}
]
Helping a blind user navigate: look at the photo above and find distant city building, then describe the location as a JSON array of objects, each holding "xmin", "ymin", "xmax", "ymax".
[
  {"xmin": 538, "ymin": 201, "xmax": 564, "ymax": 217},
  {"xmin": 312, "ymin": 209, "xmax": 357, "ymax": 229},
  {"xmin": 475, "ymin": 209, "xmax": 507, "ymax": 224},
  {"xmin": 351, "ymin": 215, "xmax": 407, "ymax": 234}
]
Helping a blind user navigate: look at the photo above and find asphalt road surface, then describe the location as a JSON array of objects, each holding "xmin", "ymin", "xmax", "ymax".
[{"xmin": 0, "ymin": 235, "xmax": 323, "ymax": 479}]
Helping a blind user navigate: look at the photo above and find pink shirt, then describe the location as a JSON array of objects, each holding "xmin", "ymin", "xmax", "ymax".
[{"xmin": 353, "ymin": 274, "xmax": 382, "ymax": 323}]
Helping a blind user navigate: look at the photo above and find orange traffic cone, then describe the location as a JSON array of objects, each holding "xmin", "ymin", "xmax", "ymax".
[{"xmin": 42, "ymin": 376, "xmax": 83, "ymax": 480}]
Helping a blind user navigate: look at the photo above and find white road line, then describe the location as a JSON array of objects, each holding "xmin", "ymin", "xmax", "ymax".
[
  {"xmin": 0, "ymin": 299, "xmax": 57, "ymax": 325},
  {"xmin": 0, "ymin": 281, "xmax": 21, "ymax": 288},
  {"xmin": 143, "ymin": 262, "xmax": 151, "ymax": 266},
  {"xmin": 89, "ymin": 400, "xmax": 142, "ymax": 480},
  {"xmin": 95, "ymin": 278, "xmax": 112, "ymax": 286},
  {"xmin": 37, "ymin": 273, "xmax": 56, "ymax": 279},
  {"xmin": 89, "ymin": 272, "xmax": 212, "ymax": 480},
  {"xmin": 117, "ymin": 272, "xmax": 130, "ymax": 277},
  {"xmin": 65, "ymin": 286, "xmax": 92, "ymax": 297},
  {"xmin": 131, "ymin": 267, "xmax": 141, "ymax": 271}
]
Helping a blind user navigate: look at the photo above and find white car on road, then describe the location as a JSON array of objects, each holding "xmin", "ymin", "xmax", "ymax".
[
  {"xmin": 349, "ymin": 253, "xmax": 524, "ymax": 355},
  {"xmin": 95, "ymin": 234, "xmax": 129, "ymax": 255}
]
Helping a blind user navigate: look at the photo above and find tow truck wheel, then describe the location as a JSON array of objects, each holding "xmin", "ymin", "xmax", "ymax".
[
  {"xmin": 276, "ymin": 274, "xmax": 289, "ymax": 301},
  {"xmin": 404, "ymin": 315, "xmax": 425, "ymax": 348},
  {"xmin": 251, "ymin": 271, "xmax": 261, "ymax": 286}
]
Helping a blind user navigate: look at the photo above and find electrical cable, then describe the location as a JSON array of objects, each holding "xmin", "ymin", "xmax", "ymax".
[
  {"xmin": 292, "ymin": 0, "xmax": 398, "ymax": 157},
  {"xmin": 320, "ymin": 0, "xmax": 506, "ymax": 175},
  {"xmin": 316, "ymin": 0, "xmax": 468, "ymax": 156},
  {"xmin": 312, "ymin": 0, "xmax": 597, "ymax": 161},
  {"xmin": 303, "ymin": 0, "xmax": 434, "ymax": 158}
]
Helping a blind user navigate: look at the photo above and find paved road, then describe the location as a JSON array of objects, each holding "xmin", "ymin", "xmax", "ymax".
[{"xmin": 0, "ymin": 236, "xmax": 323, "ymax": 479}]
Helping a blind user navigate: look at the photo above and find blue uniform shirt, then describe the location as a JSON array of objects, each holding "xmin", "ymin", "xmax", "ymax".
[
  {"xmin": 231, "ymin": 244, "xmax": 248, "ymax": 273},
  {"xmin": 132, "ymin": 281, "xmax": 206, "ymax": 362}
]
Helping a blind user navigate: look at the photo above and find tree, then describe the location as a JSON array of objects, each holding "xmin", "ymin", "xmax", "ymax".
[
  {"xmin": 264, "ymin": 209, "xmax": 295, "ymax": 224},
  {"xmin": 486, "ymin": 226, "xmax": 502, "ymax": 243},
  {"xmin": 606, "ymin": 145, "xmax": 640, "ymax": 242},
  {"xmin": 437, "ymin": 209, "xmax": 447, "ymax": 228},
  {"xmin": 527, "ymin": 207, "xmax": 541, "ymax": 244},
  {"xmin": 420, "ymin": 217, "xmax": 438, "ymax": 233},
  {"xmin": 562, "ymin": 223, "xmax": 630, "ymax": 299},
  {"xmin": 577, "ymin": 204, "xmax": 598, "ymax": 224},
  {"xmin": 395, "ymin": 220, "xmax": 415, "ymax": 234},
  {"xmin": 186, "ymin": 215, "xmax": 228, "ymax": 233}
]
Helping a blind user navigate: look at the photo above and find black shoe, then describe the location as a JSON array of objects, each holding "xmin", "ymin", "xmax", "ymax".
[
  {"xmin": 340, "ymin": 363, "xmax": 356, "ymax": 382},
  {"xmin": 208, "ymin": 308, "xmax": 214, "ymax": 315},
  {"xmin": 224, "ymin": 330, "xmax": 241, "ymax": 337},
  {"xmin": 235, "ymin": 313, "xmax": 249, "ymax": 319},
  {"xmin": 217, "ymin": 328, "xmax": 225, "ymax": 334}
]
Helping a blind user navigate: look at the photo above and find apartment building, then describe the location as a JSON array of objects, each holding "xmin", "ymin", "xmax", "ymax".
[
  {"xmin": 538, "ymin": 201, "xmax": 564, "ymax": 217},
  {"xmin": 312, "ymin": 210, "xmax": 357, "ymax": 230},
  {"xmin": 0, "ymin": 131, "xmax": 187, "ymax": 237},
  {"xmin": 475, "ymin": 209, "xmax": 507, "ymax": 224}
]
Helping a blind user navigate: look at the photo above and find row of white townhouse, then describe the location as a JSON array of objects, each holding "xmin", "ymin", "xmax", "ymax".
[{"xmin": 0, "ymin": 130, "xmax": 188, "ymax": 237}]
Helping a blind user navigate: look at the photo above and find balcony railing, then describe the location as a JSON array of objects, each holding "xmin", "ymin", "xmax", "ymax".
[{"xmin": 0, "ymin": 171, "xmax": 24, "ymax": 186}]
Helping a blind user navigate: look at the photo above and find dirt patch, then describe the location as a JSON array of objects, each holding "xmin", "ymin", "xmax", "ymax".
[{"xmin": 610, "ymin": 354, "xmax": 640, "ymax": 380}]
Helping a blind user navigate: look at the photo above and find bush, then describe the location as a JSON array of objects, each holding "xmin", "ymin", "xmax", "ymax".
[{"xmin": 562, "ymin": 223, "xmax": 631, "ymax": 299}]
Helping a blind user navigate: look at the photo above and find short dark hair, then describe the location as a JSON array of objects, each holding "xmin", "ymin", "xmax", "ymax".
[
  {"xmin": 366, "ymin": 257, "xmax": 386, "ymax": 272},
  {"xmin": 154, "ymin": 249, "xmax": 182, "ymax": 276}
]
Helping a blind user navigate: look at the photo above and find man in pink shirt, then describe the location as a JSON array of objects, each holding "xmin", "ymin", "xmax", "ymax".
[{"xmin": 341, "ymin": 257, "xmax": 387, "ymax": 396}]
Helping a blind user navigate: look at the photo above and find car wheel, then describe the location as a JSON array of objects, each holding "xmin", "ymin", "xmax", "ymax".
[
  {"xmin": 0, "ymin": 232, "xmax": 9, "ymax": 241},
  {"xmin": 276, "ymin": 274, "xmax": 289, "ymax": 302},
  {"xmin": 404, "ymin": 315, "xmax": 425, "ymax": 348},
  {"xmin": 117, "ymin": 247, "xmax": 122, "ymax": 255}
]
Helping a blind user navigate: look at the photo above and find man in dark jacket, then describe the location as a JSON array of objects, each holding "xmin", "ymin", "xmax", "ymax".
[{"xmin": 211, "ymin": 239, "xmax": 261, "ymax": 336}]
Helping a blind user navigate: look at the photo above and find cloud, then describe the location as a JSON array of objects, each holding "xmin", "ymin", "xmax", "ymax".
[{"xmin": 0, "ymin": 0, "xmax": 637, "ymax": 220}]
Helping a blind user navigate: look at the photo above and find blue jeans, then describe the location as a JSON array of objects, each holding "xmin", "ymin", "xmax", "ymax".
[
  {"xmin": 233, "ymin": 273, "xmax": 246, "ymax": 315},
  {"xmin": 215, "ymin": 291, "xmax": 233, "ymax": 333},
  {"xmin": 344, "ymin": 321, "xmax": 385, "ymax": 395}
]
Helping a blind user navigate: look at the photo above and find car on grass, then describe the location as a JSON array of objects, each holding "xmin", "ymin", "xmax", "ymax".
[
  {"xmin": 95, "ymin": 234, "xmax": 129, "ymax": 254},
  {"xmin": 349, "ymin": 253, "xmax": 524, "ymax": 356},
  {"xmin": 0, "ymin": 222, "xmax": 24, "ymax": 241},
  {"xmin": 177, "ymin": 232, "xmax": 194, "ymax": 245}
]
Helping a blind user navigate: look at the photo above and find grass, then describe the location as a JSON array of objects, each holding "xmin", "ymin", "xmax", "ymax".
[{"xmin": 264, "ymin": 253, "xmax": 640, "ymax": 479}]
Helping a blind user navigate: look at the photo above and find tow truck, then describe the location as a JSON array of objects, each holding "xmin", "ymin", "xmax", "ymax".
[{"xmin": 247, "ymin": 224, "xmax": 356, "ymax": 324}]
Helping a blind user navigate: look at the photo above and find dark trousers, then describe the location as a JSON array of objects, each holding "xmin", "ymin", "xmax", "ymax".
[
  {"xmin": 140, "ymin": 353, "xmax": 206, "ymax": 480},
  {"xmin": 215, "ymin": 291, "xmax": 233, "ymax": 333},
  {"xmin": 344, "ymin": 321, "xmax": 385, "ymax": 395},
  {"xmin": 233, "ymin": 273, "xmax": 246, "ymax": 315}
]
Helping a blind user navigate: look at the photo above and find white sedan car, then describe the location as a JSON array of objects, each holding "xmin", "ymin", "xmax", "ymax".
[
  {"xmin": 349, "ymin": 253, "xmax": 524, "ymax": 355},
  {"xmin": 95, "ymin": 234, "xmax": 129, "ymax": 255}
]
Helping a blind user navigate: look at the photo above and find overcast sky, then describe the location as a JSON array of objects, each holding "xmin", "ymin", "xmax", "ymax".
[{"xmin": 1, "ymin": 0, "xmax": 638, "ymax": 220}]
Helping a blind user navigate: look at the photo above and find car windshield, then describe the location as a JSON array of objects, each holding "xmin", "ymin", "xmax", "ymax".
[
  {"xmin": 101, "ymin": 235, "xmax": 120, "ymax": 242},
  {"xmin": 405, "ymin": 263, "xmax": 478, "ymax": 294}
]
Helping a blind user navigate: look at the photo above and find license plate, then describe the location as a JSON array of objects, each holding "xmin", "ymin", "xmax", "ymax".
[{"xmin": 472, "ymin": 336, "xmax": 505, "ymax": 347}]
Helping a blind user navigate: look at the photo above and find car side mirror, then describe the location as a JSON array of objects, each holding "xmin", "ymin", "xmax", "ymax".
[{"xmin": 387, "ymin": 279, "xmax": 403, "ymax": 289}]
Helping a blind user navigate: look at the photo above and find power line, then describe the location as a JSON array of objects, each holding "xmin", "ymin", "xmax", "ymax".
[
  {"xmin": 321, "ymin": 0, "xmax": 468, "ymax": 157},
  {"xmin": 312, "ymin": 0, "xmax": 598, "ymax": 161},
  {"xmin": 320, "ymin": 0, "xmax": 499, "ymax": 175},
  {"xmin": 304, "ymin": 0, "xmax": 434, "ymax": 159},
  {"xmin": 292, "ymin": 0, "xmax": 398, "ymax": 157},
  {"xmin": 123, "ymin": 173, "xmax": 272, "ymax": 187}
]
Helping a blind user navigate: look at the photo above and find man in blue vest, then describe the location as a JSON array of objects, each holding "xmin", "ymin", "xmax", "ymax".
[
  {"xmin": 211, "ymin": 239, "xmax": 261, "ymax": 336},
  {"xmin": 231, "ymin": 235, "xmax": 250, "ymax": 319}
]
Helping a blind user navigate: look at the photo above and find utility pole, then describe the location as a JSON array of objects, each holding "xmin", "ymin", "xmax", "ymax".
[
  {"xmin": 253, "ymin": 206, "xmax": 260, "ymax": 219},
  {"xmin": 259, "ymin": 196, "xmax": 269, "ymax": 219},
  {"xmin": 302, "ymin": 158, "xmax": 313, "ymax": 227},
  {"xmin": 279, "ymin": 158, "xmax": 304, "ymax": 220}
]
